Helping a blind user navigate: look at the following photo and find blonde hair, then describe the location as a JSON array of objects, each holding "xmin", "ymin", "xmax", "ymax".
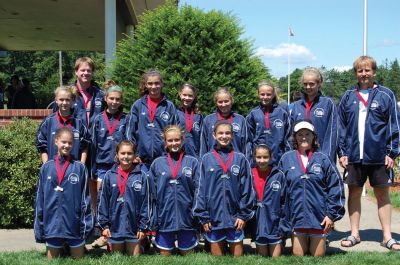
[
  {"xmin": 301, "ymin": 67, "xmax": 323, "ymax": 84},
  {"xmin": 257, "ymin": 81, "xmax": 278, "ymax": 104},
  {"xmin": 74, "ymin": 57, "xmax": 95, "ymax": 72},
  {"xmin": 162, "ymin": 125, "xmax": 184, "ymax": 152},
  {"xmin": 54, "ymin": 85, "xmax": 76, "ymax": 101},
  {"xmin": 213, "ymin": 87, "xmax": 234, "ymax": 104},
  {"xmin": 353, "ymin": 55, "xmax": 377, "ymax": 73}
]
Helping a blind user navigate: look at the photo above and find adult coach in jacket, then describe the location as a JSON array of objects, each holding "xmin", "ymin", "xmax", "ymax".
[{"xmin": 338, "ymin": 56, "xmax": 400, "ymax": 251}]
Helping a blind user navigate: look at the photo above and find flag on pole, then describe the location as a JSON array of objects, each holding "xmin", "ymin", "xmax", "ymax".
[{"xmin": 289, "ymin": 27, "xmax": 294, "ymax": 37}]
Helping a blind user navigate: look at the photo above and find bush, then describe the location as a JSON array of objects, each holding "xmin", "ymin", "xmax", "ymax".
[
  {"xmin": 0, "ymin": 118, "xmax": 41, "ymax": 228},
  {"xmin": 113, "ymin": 1, "xmax": 273, "ymax": 115}
]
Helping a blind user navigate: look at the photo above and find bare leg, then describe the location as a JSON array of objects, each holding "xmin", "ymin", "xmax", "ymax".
[
  {"xmin": 126, "ymin": 242, "xmax": 141, "ymax": 256},
  {"xmin": 180, "ymin": 249, "xmax": 194, "ymax": 255},
  {"xmin": 46, "ymin": 247, "xmax": 61, "ymax": 260},
  {"xmin": 268, "ymin": 243, "xmax": 282, "ymax": 257},
  {"xmin": 111, "ymin": 243, "xmax": 125, "ymax": 253},
  {"xmin": 89, "ymin": 179, "xmax": 98, "ymax": 215},
  {"xmin": 292, "ymin": 235, "xmax": 308, "ymax": 256},
  {"xmin": 210, "ymin": 242, "xmax": 225, "ymax": 256},
  {"xmin": 342, "ymin": 186, "xmax": 363, "ymax": 246},
  {"xmin": 70, "ymin": 245, "xmax": 85, "ymax": 259},
  {"xmin": 309, "ymin": 237, "xmax": 326, "ymax": 257},
  {"xmin": 229, "ymin": 241, "xmax": 243, "ymax": 257},
  {"xmin": 159, "ymin": 249, "xmax": 172, "ymax": 256}
]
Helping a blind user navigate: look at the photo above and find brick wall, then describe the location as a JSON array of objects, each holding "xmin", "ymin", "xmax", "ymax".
[{"xmin": 0, "ymin": 109, "xmax": 52, "ymax": 127}]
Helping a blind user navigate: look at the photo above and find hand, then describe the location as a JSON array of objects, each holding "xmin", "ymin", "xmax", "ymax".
[
  {"xmin": 203, "ymin": 223, "xmax": 212, "ymax": 232},
  {"xmin": 321, "ymin": 216, "xmax": 333, "ymax": 232},
  {"xmin": 137, "ymin": 231, "xmax": 146, "ymax": 240},
  {"xmin": 339, "ymin": 156, "xmax": 348, "ymax": 169},
  {"xmin": 134, "ymin": 157, "xmax": 143, "ymax": 164},
  {"xmin": 102, "ymin": 229, "xmax": 111, "ymax": 238},
  {"xmin": 385, "ymin": 155, "xmax": 394, "ymax": 169},
  {"xmin": 234, "ymin": 218, "xmax": 245, "ymax": 231}
]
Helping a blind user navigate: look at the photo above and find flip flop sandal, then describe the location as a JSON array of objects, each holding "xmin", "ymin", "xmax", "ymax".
[
  {"xmin": 381, "ymin": 238, "xmax": 400, "ymax": 251},
  {"xmin": 340, "ymin": 235, "xmax": 360, "ymax": 247}
]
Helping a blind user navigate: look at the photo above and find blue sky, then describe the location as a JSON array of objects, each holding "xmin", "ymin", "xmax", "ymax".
[{"xmin": 179, "ymin": 0, "xmax": 400, "ymax": 78}]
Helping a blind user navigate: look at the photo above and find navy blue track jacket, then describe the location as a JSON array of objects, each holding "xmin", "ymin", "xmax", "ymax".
[
  {"xmin": 251, "ymin": 167, "xmax": 286, "ymax": 241},
  {"xmin": 193, "ymin": 146, "xmax": 255, "ymax": 230},
  {"xmin": 36, "ymin": 112, "xmax": 90, "ymax": 161},
  {"xmin": 289, "ymin": 92, "xmax": 338, "ymax": 161},
  {"xmin": 97, "ymin": 164, "xmax": 151, "ymax": 237},
  {"xmin": 34, "ymin": 157, "xmax": 93, "ymax": 242},
  {"xmin": 148, "ymin": 153, "xmax": 199, "ymax": 232},
  {"xmin": 177, "ymin": 108, "xmax": 203, "ymax": 158},
  {"xmin": 126, "ymin": 94, "xmax": 177, "ymax": 163},
  {"xmin": 246, "ymin": 103, "xmax": 291, "ymax": 166},
  {"xmin": 278, "ymin": 150, "xmax": 345, "ymax": 233},
  {"xmin": 90, "ymin": 110, "xmax": 127, "ymax": 177},
  {"xmin": 338, "ymin": 84, "xmax": 400, "ymax": 164},
  {"xmin": 199, "ymin": 111, "xmax": 247, "ymax": 157}
]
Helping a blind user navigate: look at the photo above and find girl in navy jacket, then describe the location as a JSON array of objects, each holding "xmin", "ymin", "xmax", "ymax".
[
  {"xmin": 249, "ymin": 144, "xmax": 286, "ymax": 257},
  {"xmin": 97, "ymin": 140, "xmax": 150, "ymax": 255},
  {"xmin": 126, "ymin": 70, "xmax": 177, "ymax": 167},
  {"xmin": 246, "ymin": 81, "xmax": 291, "ymax": 166},
  {"xmin": 176, "ymin": 83, "xmax": 203, "ymax": 158},
  {"xmin": 148, "ymin": 125, "xmax": 199, "ymax": 255},
  {"xmin": 34, "ymin": 127, "xmax": 93, "ymax": 260},
  {"xmin": 278, "ymin": 120, "xmax": 345, "ymax": 257},
  {"xmin": 194, "ymin": 120, "xmax": 254, "ymax": 257},
  {"xmin": 36, "ymin": 86, "xmax": 90, "ymax": 164},
  {"xmin": 289, "ymin": 67, "xmax": 338, "ymax": 162},
  {"xmin": 200, "ymin": 87, "xmax": 247, "ymax": 157}
]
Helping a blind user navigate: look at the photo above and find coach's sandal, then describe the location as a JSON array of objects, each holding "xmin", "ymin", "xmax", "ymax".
[
  {"xmin": 340, "ymin": 235, "xmax": 361, "ymax": 247},
  {"xmin": 91, "ymin": 236, "xmax": 108, "ymax": 248},
  {"xmin": 381, "ymin": 238, "xmax": 400, "ymax": 251}
]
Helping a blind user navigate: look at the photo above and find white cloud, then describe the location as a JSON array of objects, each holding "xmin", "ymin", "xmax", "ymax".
[
  {"xmin": 333, "ymin": 65, "xmax": 352, "ymax": 72},
  {"xmin": 375, "ymin": 39, "xmax": 400, "ymax": 47},
  {"xmin": 255, "ymin": 43, "xmax": 316, "ymax": 64}
]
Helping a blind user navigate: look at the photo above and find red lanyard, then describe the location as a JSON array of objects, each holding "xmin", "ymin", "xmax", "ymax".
[
  {"xmin": 252, "ymin": 167, "xmax": 270, "ymax": 201},
  {"xmin": 77, "ymin": 83, "xmax": 91, "ymax": 109},
  {"xmin": 217, "ymin": 112, "xmax": 233, "ymax": 123},
  {"xmin": 147, "ymin": 97, "xmax": 160, "ymax": 122},
  {"xmin": 55, "ymin": 155, "xmax": 70, "ymax": 186},
  {"xmin": 117, "ymin": 166, "xmax": 132, "ymax": 198},
  {"xmin": 103, "ymin": 112, "xmax": 122, "ymax": 137},
  {"xmin": 296, "ymin": 148, "xmax": 314, "ymax": 174},
  {"xmin": 305, "ymin": 100, "xmax": 314, "ymax": 120},
  {"xmin": 264, "ymin": 107, "xmax": 271, "ymax": 129},
  {"xmin": 167, "ymin": 152, "xmax": 184, "ymax": 179},
  {"xmin": 213, "ymin": 149, "xmax": 234, "ymax": 174},
  {"xmin": 356, "ymin": 90, "xmax": 368, "ymax": 108},
  {"xmin": 185, "ymin": 109, "xmax": 194, "ymax": 133},
  {"xmin": 56, "ymin": 112, "xmax": 72, "ymax": 129}
]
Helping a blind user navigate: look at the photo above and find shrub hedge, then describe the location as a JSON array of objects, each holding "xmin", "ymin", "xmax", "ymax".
[{"xmin": 0, "ymin": 118, "xmax": 41, "ymax": 228}]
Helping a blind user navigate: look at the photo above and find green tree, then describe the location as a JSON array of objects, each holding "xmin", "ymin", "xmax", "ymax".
[
  {"xmin": 387, "ymin": 59, "xmax": 400, "ymax": 98},
  {"xmin": 112, "ymin": 1, "xmax": 272, "ymax": 114}
]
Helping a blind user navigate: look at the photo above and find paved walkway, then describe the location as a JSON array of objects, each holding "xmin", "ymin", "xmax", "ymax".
[{"xmin": 0, "ymin": 191, "xmax": 399, "ymax": 253}]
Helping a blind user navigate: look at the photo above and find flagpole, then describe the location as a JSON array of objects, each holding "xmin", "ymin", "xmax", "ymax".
[
  {"xmin": 363, "ymin": 0, "xmax": 368, "ymax": 55},
  {"xmin": 287, "ymin": 27, "xmax": 292, "ymax": 105}
]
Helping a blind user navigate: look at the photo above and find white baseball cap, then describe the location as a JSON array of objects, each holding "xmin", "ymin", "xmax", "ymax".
[{"xmin": 293, "ymin": 121, "xmax": 315, "ymax": 133}]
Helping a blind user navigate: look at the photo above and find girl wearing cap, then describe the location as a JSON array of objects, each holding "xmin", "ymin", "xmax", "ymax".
[
  {"xmin": 246, "ymin": 81, "xmax": 291, "ymax": 167},
  {"xmin": 289, "ymin": 67, "xmax": 338, "ymax": 162},
  {"xmin": 278, "ymin": 120, "xmax": 345, "ymax": 256},
  {"xmin": 90, "ymin": 80, "xmax": 128, "ymax": 248}
]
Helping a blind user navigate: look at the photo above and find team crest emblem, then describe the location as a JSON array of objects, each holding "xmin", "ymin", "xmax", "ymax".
[
  {"xmin": 231, "ymin": 165, "xmax": 240, "ymax": 176},
  {"xmin": 232, "ymin": 123, "xmax": 240, "ymax": 132},
  {"xmin": 133, "ymin": 181, "xmax": 142, "ymax": 191},
  {"xmin": 370, "ymin": 100, "xmax": 379, "ymax": 110},
  {"xmin": 270, "ymin": 180, "xmax": 281, "ymax": 191},
  {"xmin": 160, "ymin": 111, "xmax": 170, "ymax": 121},
  {"xmin": 182, "ymin": 167, "xmax": 192, "ymax": 177},
  {"xmin": 314, "ymin": 108, "xmax": 324, "ymax": 117},
  {"xmin": 274, "ymin": 119, "xmax": 283, "ymax": 129},
  {"xmin": 68, "ymin": 173, "xmax": 79, "ymax": 184},
  {"xmin": 311, "ymin": 163, "xmax": 322, "ymax": 174}
]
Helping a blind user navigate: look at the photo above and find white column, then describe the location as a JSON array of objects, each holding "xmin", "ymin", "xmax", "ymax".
[{"xmin": 105, "ymin": 0, "xmax": 116, "ymax": 79}]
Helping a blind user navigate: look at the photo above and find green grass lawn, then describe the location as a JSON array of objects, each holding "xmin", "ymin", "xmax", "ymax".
[
  {"xmin": 366, "ymin": 188, "xmax": 400, "ymax": 208},
  {"xmin": 0, "ymin": 251, "xmax": 399, "ymax": 265}
]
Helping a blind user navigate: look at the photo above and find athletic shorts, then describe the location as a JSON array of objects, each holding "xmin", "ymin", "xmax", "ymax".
[
  {"xmin": 293, "ymin": 228, "xmax": 328, "ymax": 238},
  {"xmin": 204, "ymin": 228, "xmax": 244, "ymax": 243},
  {"xmin": 45, "ymin": 238, "xmax": 85, "ymax": 248},
  {"xmin": 155, "ymin": 230, "xmax": 198, "ymax": 251},
  {"xmin": 108, "ymin": 236, "xmax": 139, "ymax": 244},
  {"xmin": 255, "ymin": 237, "xmax": 282, "ymax": 246},
  {"xmin": 346, "ymin": 163, "xmax": 392, "ymax": 187}
]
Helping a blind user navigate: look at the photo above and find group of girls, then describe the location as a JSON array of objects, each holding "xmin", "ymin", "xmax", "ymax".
[{"xmin": 34, "ymin": 58, "xmax": 345, "ymax": 259}]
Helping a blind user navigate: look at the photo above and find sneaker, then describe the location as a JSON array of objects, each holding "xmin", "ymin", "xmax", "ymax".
[{"xmin": 91, "ymin": 236, "xmax": 108, "ymax": 248}]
